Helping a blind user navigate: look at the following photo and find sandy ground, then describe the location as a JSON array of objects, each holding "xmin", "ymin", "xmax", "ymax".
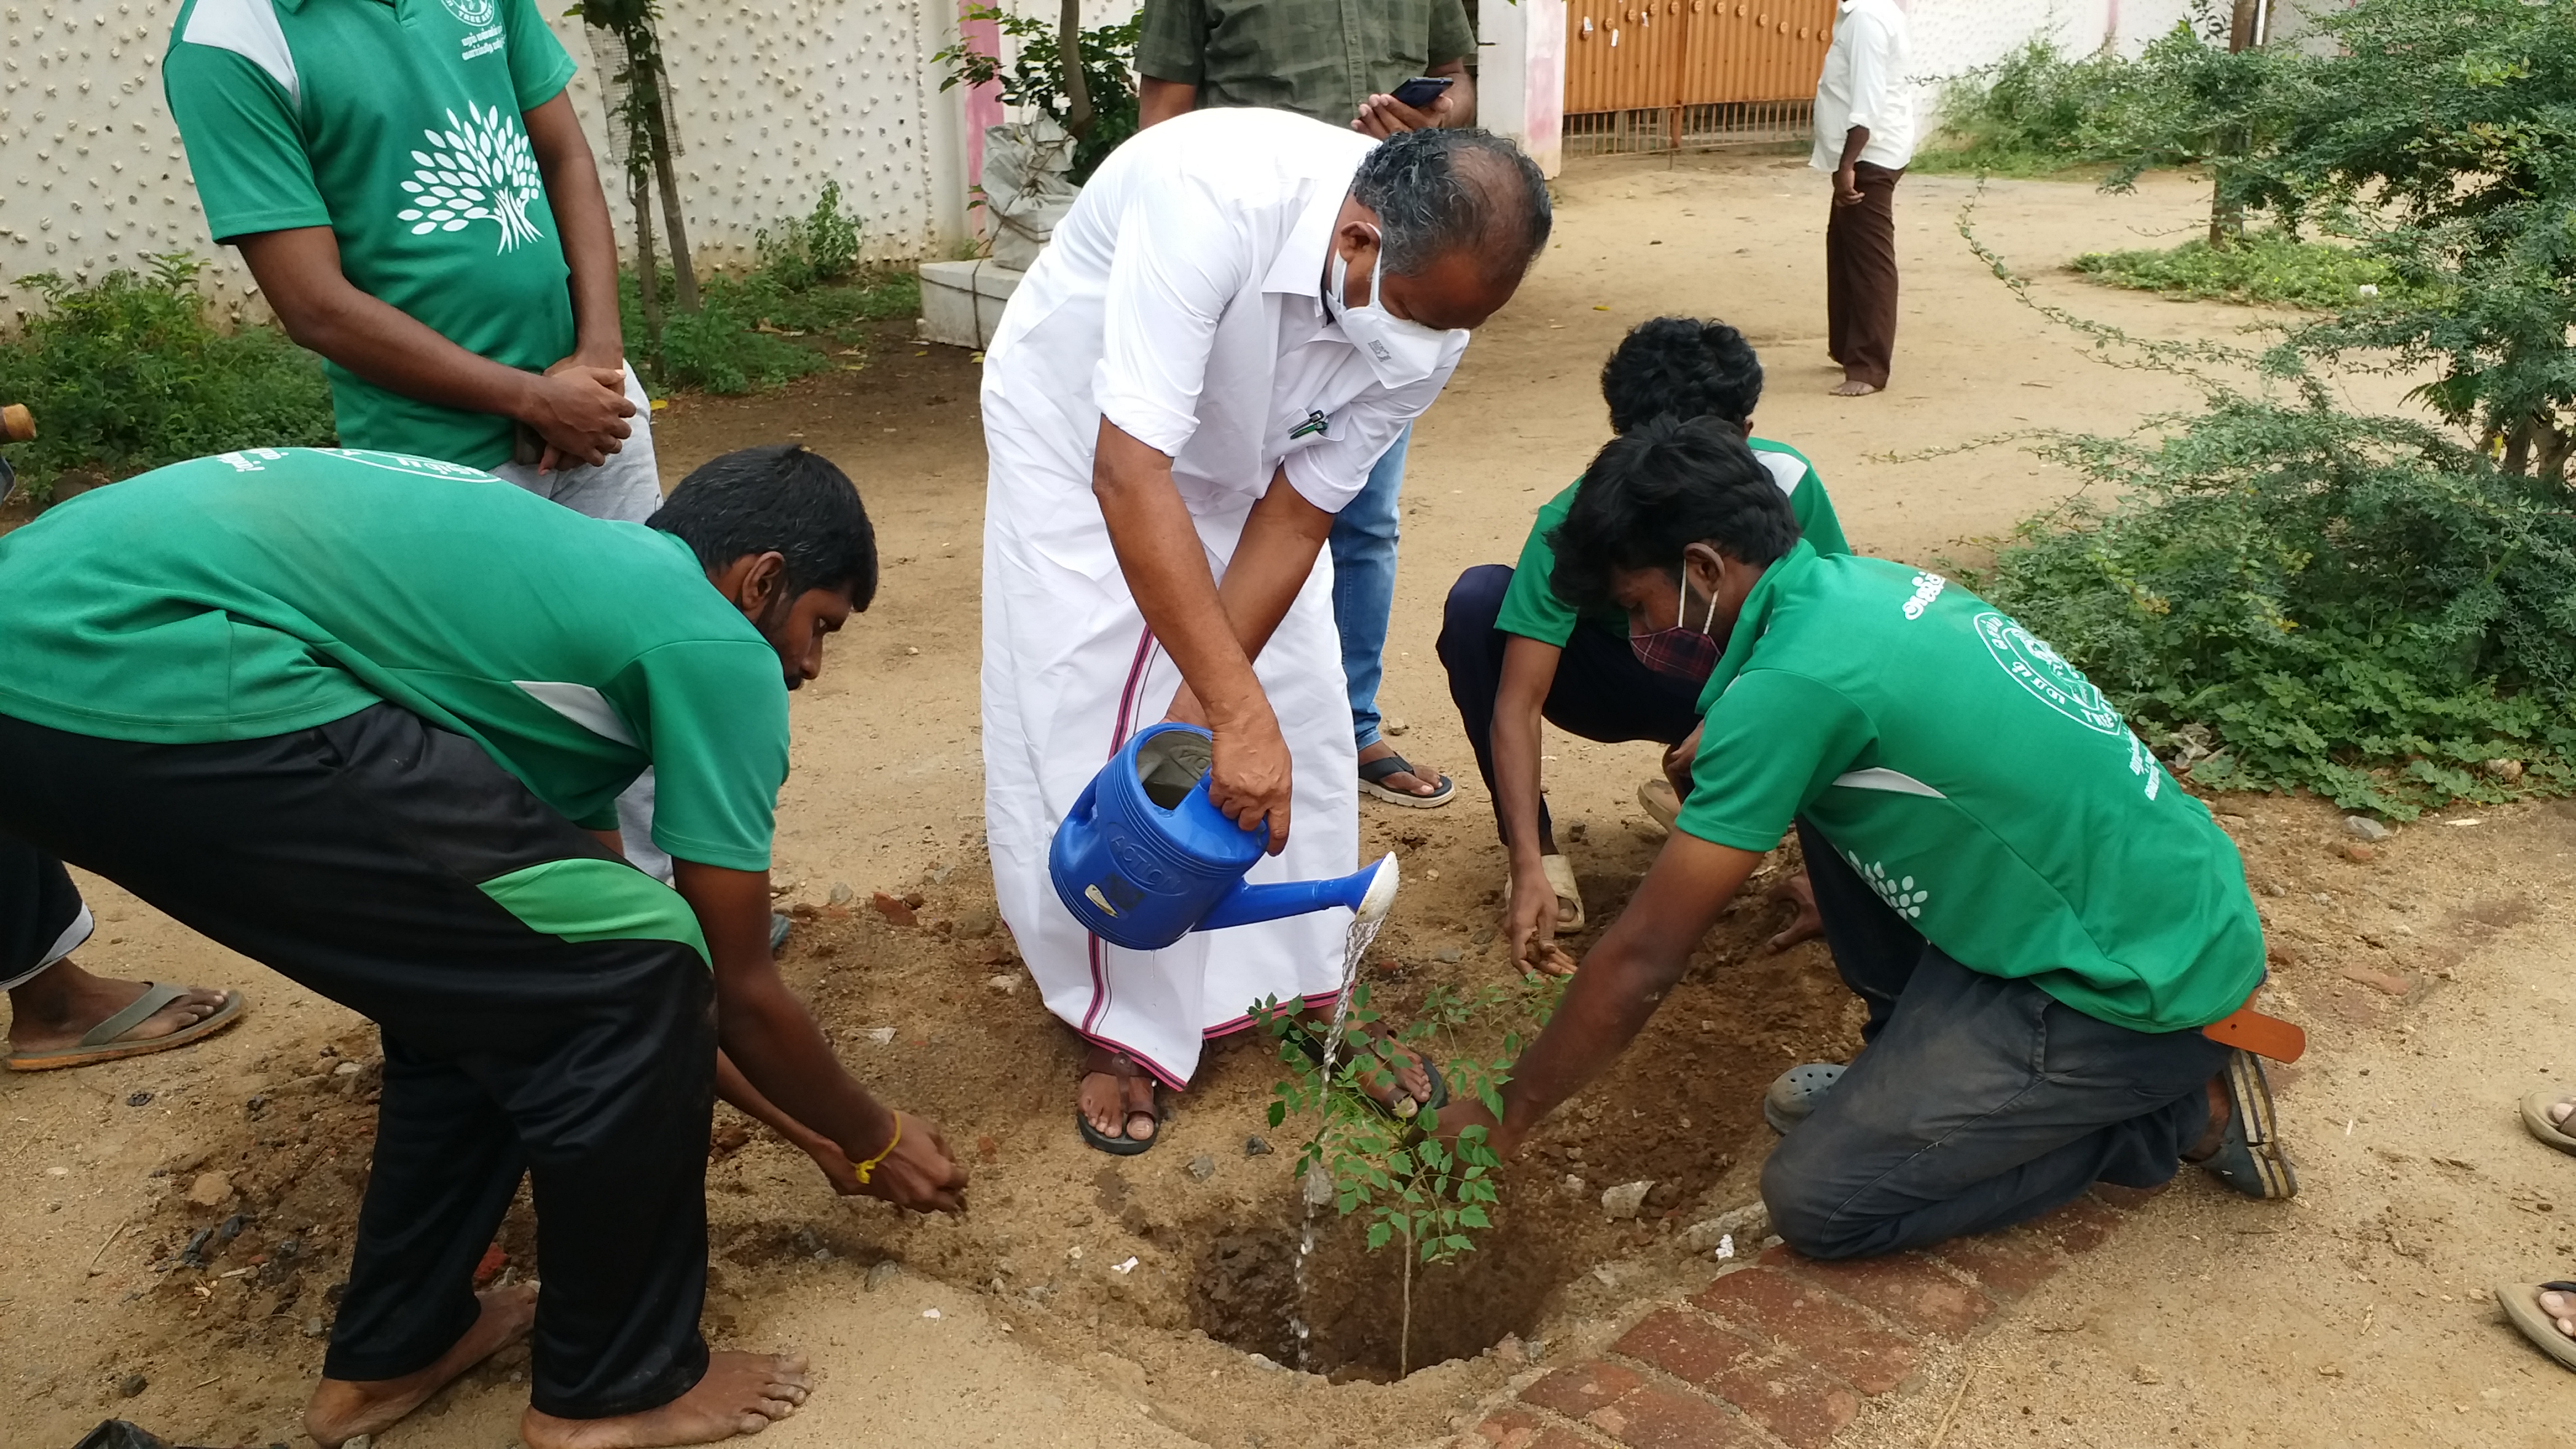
[{"xmin": 4, "ymin": 153, "xmax": 2571, "ymax": 1449}]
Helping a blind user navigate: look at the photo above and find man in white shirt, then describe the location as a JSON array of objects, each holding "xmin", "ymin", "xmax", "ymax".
[
  {"xmin": 979, "ymin": 112, "xmax": 1550, "ymax": 1152},
  {"xmin": 1812, "ymin": 0, "xmax": 1917, "ymax": 397}
]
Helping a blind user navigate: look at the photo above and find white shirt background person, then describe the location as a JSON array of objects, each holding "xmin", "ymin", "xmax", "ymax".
[
  {"xmin": 1811, "ymin": 0, "xmax": 1916, "ymax": 174},
  {"xmin": 979, "ymin": 108, "xmax": 1469, "ymax": 1089}
]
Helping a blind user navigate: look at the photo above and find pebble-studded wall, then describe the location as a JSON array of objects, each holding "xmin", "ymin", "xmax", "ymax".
[{"xmin": 0, "ymin": 0, "xmax": 997, "ymax": 324}]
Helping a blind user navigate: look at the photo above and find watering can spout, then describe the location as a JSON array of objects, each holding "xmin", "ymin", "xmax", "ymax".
[{"xmin": 1196, "ymin": 853, "xmax": 1400, "ymax": 934}]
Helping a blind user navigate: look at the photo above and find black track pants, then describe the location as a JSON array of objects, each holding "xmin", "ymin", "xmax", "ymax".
[
  {"xmin": 0, "ymin": 704, "xmax": 715, "ymax": 1419},
  {"xmin": 0, "ymin": 832, "xmax": 90, "ymax": 989}
]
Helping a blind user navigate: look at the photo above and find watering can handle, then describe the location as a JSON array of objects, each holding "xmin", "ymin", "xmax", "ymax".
[{"xmin": 1066, "ymin": 771, "xmax": 1101, "ymax": 829}]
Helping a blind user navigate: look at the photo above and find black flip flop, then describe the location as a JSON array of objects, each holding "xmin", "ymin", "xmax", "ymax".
[
  {"xmin": 1294, "ymin": 1028, "xmax": 1448, "ymax": 1123},
  {"xmin": 1359, "ymin": 752, "xmax": 1456, "ymax": 809},
  {"xmin": 1076, "ymin": 1046, "xmax": 1164, "ymax": 1156}
]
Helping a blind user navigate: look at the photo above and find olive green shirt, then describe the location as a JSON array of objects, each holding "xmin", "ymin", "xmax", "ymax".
[{"xmin": 1136, "ymin": 0, "xmax": 1477, "ymax": 126}]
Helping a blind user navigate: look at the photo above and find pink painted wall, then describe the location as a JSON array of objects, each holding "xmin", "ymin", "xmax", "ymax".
[{"xmin": 959, "ymin": 2, "xmax": 1006, "ymax": 237}]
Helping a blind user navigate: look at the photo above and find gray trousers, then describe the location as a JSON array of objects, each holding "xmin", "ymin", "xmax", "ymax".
[{"xmin": 1761, "ymin": 821, "xmax": 2230, "ymax": 1259}]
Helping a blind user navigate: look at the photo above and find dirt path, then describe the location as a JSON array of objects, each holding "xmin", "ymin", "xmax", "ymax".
[{"xmin": 4, "ymin": 155, "xmax": 2568, "ymax": 1449}]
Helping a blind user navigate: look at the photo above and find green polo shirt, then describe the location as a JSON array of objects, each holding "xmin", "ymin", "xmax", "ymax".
[
  {"xmin": 0, "ymin": 449, "xmax": 788, "ymax": 873},
  {"xmin": 1497, "ymin": 438, "xmax": 1850, "ymax": 648},
  {"xmin": 164, "ymin": 0, "xmax": 581, "ymax": 470},
  {"xmin": 1137, "ymin": 0, "xmax": 1477, "ymax": 125},
  {"xmin": 1675, "ymin": 542, "xmax": 2265, "ymax": 1034}
]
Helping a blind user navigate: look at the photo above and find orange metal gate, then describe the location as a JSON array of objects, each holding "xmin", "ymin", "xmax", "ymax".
[{"xmin": 1564, "ymin": 0, "xmax": 1838, "ymax": 155}]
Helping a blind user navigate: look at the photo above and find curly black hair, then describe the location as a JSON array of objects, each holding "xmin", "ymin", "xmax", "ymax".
[
  {"xmin": 649, "ymin": 443, "xmax": 878, "ymax": 607},
  {"xmin": 1546, "ymin": 415, "xmax": 1798, "ymax": 608},
  {"xmin": 1599, "ymin": 316, "xmax": 1764, "ymax": 434}
]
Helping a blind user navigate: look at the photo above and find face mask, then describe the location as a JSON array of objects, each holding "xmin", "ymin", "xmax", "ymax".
[
  {"xmin": 1327, "ymin": 224, "xmax": 1455, "ymax": 389},
  {"xmin": 1630, "ymin": 557, "xmax": 1724, "ymax": 683}
]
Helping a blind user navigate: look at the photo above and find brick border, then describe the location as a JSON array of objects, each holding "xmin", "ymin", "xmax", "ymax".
[{"xmin": 1467, "ymin": 1186, "xmax": 2163, "ymax": 1449}]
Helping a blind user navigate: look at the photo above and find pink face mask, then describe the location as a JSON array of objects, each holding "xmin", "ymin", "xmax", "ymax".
[{"xmin": 1630, "ymin": 558, "xmax": 1723, "ymax": 684}]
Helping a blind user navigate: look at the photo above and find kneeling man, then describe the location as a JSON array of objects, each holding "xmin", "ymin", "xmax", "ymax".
[{"xmin": 1447, "ymin": 416, "xmax": 2296, "ymax": 1258}]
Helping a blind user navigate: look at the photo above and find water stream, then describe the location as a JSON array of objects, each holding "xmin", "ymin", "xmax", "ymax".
[{"xmin": 1289, "ymin": 899, "xmax": 1388, "ymax": 1371}]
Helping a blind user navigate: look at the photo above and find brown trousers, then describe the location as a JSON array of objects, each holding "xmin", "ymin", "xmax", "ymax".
[{"xmin": 1826, "ymin": 161, "xmax": 1903, "ymax": 389}]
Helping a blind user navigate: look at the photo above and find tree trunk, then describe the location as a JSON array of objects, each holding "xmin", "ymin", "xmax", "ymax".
[
  {"xmin": 1058, "ymin": 0, "xmax": 1093, "ymax": 139},
  {"xmin": 2207, "ymin": 1, "xmax": 2262, "ymax": 250},
  {"xmin": 629, "ymin": 163, "xmax": 663, "ymax": 366}
]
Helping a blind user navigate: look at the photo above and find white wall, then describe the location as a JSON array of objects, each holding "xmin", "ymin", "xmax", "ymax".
[
  {"xmin": 1906, "ymin": 0, "xmax": 2206, "ymax": 89},
  {"xmin": 0, "ymin": 0, "xmax": 991, "ymax": 323}
]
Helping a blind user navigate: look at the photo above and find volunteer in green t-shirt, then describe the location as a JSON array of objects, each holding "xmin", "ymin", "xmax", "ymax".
[
  {"xmin": 1438, "ymin": 417, "xmax": 2299, "ymax": 1260},
  {"xmin": 1437, "ymin": 318, "xmax": 1848, "ymax": 973},
  {"xmin": 163, "ymin": 0, "xmax": 654, "ymax": 519},
  {"xmin": 0, "ymin": 447, "xmax": 967, "ymax": 1447}
]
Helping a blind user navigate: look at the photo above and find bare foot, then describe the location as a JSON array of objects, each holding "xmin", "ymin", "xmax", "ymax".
[
  {"xmin": 2551, "ymin": 1096, "xmax": 2574, "ymax": 1129},
  {"xmin": 6, "ymin": 959, "xmax": 233, "ymax": 1057},
  {"xmin": 1829, "ymin": 379, "xmax": 1882, "ymax": 397},
  {"xmin": 522, "ymin": 1352, "xmax": 810, "ymax": 1449},
  {"xmin": 1357, "ymin": 740, "xmax": 1447, "ymax": 799},
  {"xmin": 305, "ymin": 1284, "xmax": 539, "ymax": 1447}
]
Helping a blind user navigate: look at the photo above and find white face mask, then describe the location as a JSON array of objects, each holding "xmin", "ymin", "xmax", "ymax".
[{"xmin": 1327, "ymin": 224, "xmax": 1458, "ymax": 389}]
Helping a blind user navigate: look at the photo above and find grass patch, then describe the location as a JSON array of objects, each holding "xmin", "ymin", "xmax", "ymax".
[
  {"xmin": 2072, "ymin": 233, "xmax": 2406, "ymax": 310},
  {"xmin": 0, "ymin": 255, "xmax": 334, "ymax": 500}
]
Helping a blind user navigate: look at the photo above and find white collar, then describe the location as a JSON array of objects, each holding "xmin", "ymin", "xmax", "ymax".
[{"xmin": 1263, "ymin": 183, "xmax": 1349, "ymax": 298}]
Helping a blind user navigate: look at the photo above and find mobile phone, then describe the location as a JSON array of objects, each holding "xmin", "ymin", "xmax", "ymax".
[{"xmin": 1390, "ymin": 75, "xmax": 1455, "ymax": 110}]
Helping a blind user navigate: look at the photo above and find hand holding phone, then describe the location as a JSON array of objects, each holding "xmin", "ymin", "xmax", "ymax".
[
  {"xmin": 1389, "ymin": 75, "xmax": 1455, "ymax": 109},
  {"xmin": 1355, "ymin": 75, "xmax": 1456, "ymax": 138}
]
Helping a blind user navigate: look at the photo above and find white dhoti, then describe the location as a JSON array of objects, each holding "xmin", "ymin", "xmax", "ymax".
[{"xmin": 981, "ymin": 400, "xmax": 1357, "ymax": 1089}]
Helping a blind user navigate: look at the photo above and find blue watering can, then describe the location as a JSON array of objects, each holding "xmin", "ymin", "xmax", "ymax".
[{"xmin": 1049, "ymin": 722, "xmax": 1399, "ymax": 952}]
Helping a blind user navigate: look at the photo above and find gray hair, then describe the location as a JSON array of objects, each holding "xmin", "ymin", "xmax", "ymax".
[{"xmin": 1349, "ymin": 128, "xmax": 1552, "ymax": 281}]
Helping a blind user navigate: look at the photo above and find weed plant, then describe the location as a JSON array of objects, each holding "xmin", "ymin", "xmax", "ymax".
[{"xmin": 0, "ymin": 255, "xmax": 333, "ymax": 499}]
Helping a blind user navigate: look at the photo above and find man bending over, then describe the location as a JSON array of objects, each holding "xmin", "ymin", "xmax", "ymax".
[
  {"xmin": 0, "ymin": 446, "xmax": 965, "ymax": 1445},
  {"xmin": 1442, "ymin": 418, "xmax": 2297, "ymax": 1258}
]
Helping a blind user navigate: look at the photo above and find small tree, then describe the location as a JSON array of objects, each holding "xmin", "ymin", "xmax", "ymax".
[
  {"xmin": 935, "ymin": 4, "xmax": 1142, "ymax": 183},
  {"xmin": 571, "ymin": 0, "xmax": 698, "ymax": 367},
  {"xmin": 2236, "ymin": 0, "xmax": 2576, "ymax": 482}
]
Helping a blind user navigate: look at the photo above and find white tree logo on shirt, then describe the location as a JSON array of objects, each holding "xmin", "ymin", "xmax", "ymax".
[
  {"xmin": 396, "ymin": 103, "xmax": 546, "ymax": 253},
  {"xmin": 440, "ymin": 0, "xmax": 497, "ymax": 25},
  {"xmin": 1972, "ymin": 611, "xmax": 2125, "ymax": 735},
  {"xmin": 1845, "ymin": 853, "xmax": 1930, "ymax": 920}
]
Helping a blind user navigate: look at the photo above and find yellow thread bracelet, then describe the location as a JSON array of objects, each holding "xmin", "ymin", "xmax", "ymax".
[{"xmin": 851, "ymin": 1116, "xmax": 902, "ymax": 1184}]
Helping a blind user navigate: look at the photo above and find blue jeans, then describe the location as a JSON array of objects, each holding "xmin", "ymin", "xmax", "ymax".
[
  {"xmin": 1761, "ymin": 821, "xmax": 2228, "ymax": 1259},
  {"xmin": 1330, "ymin": 426, "xmax": 1410, "ymax": 751}
]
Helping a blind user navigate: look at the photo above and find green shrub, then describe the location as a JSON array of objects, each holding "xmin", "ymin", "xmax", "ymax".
[
  {"xmin": 0, "ymin": 254, "xmax": 334, "ymax": 498},
  {"xmin": 1912, "ymin": 38, "xmax": 2135, "ymax": 176},
  {"xmin": 2073, "ymin": 231, "xmax": 2409, "ymax": 310},
  {"xmin": 1972, "ymin": 391, "xmax": 2576, "ymax": 818}
]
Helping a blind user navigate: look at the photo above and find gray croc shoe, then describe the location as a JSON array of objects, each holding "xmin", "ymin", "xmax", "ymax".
[
  {"xmin": 2498, "ymin": 1281, "xmax": 2576, "ymax": 1372},
  {"xmin": 1764, "ymin": 1062, "xmax": 1845, "ymax": 1134},
  {"xmin": 2198, "ymin": 1049, "xmax": 2298, "ymax": 1200}
]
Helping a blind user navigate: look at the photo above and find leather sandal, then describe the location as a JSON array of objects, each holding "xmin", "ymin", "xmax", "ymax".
[{"xmin": 1075, "ymin": 1044, "xmax": 1164, "ymax": 1156}]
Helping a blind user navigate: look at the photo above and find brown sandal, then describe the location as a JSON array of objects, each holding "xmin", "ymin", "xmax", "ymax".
[{"xmin": 1076, "ymin": 1044, "xmax": 1164, "ymax": 1156}]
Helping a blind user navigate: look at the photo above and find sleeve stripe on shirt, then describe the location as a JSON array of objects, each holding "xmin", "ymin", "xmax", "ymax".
[
  {"xmin": 181, "ymin": 0, "xmax": 301, "ymax": 107},
  {"xmin": 1831, "ymin": 767, "xmax": 1947, "ymax": 799},
  {"xmin": 514, "ymin": 680, "xmax": 638, "ymax": 747}
]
